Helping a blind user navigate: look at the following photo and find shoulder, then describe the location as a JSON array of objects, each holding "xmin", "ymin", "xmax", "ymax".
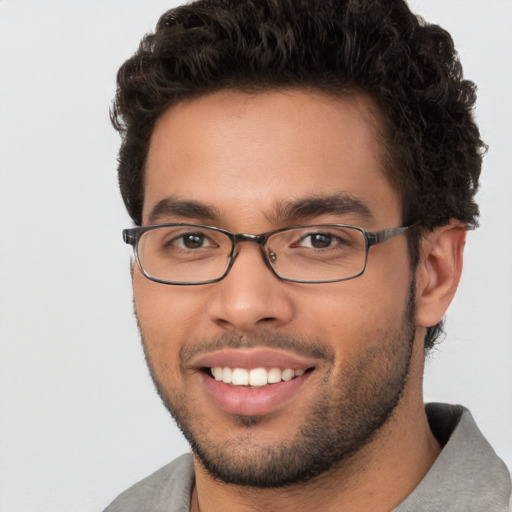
[
  {"xmin": 103, "ymin": 453, "xmax": 195, "ymax": 512},
  {"xmin": 395, "ymin": 403, "xmax": 511, "ymax": 511}
]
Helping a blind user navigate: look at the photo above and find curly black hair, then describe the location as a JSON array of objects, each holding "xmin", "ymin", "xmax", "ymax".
[{"xmin": 111, "ymin": 0, "xmax": 485, "ymax": 350}]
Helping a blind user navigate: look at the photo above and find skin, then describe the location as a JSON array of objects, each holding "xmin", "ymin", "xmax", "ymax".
[{"xmin": 133, "ymin": 90, "xmax": 466, "ymax": 512}]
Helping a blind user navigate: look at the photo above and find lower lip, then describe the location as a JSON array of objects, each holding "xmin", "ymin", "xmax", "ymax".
[{"xmin": 200, "ymin": 371, "xmax": 311, "ymax": 416}]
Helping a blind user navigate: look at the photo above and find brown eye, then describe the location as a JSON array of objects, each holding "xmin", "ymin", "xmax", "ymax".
[
  {"xmin": 308, "ymin": 233, "xmax": 332, "ymax": 248},
  {"xmin": 181, "ymin": 233, "xmax": 206, "ymax": 249}
]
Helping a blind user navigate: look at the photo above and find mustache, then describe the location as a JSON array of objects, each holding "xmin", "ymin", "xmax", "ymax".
[{"xmin": 180, "ymin": 331, "xmax": 335, "ymax": 365}]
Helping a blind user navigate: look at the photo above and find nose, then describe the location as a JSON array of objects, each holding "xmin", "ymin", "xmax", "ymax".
[{"xmin": 206, "ymin": 243, "xmax": 295, "ymax": 332}]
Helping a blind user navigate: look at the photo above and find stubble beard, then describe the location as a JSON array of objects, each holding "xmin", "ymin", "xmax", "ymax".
[{"xmin": 137, "ymin": 282, "xmax": 417, "ymax": 488}]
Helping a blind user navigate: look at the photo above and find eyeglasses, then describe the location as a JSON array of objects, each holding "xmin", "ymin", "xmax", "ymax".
[{"xmin": 123, "ymin": 223, "xmax": 412, "ymax": 285}]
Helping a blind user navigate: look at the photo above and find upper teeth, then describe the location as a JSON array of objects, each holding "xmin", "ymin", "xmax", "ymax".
[{"xmin": 211, "ymin": 367, "xmax": 305, "ymax": 386}]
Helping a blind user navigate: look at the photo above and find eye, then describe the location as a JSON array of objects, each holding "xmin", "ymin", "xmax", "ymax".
[
  {"xmin": 172, "ymin": 232, "xmax": 214, "ymax": 249},
  {"xmin": 305, "ymin": 233, "xmax": 333, "ymax": 248},
  {"xmin": 298, "ymin": 232, "xmax": 348, "ymax": 249}
]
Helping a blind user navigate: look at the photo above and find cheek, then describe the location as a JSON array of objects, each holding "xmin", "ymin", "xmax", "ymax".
[
  {"xmin": 133, "ymin": 272, "xmax": 201, "ymax": 358},
  {"xmin": 295, "ymin": 273, "xmax": 411, "ymax": 354}
]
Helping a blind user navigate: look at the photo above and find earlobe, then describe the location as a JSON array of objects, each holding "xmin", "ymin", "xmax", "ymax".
[{"xmin": 415, "ymin": 221, "xmax": 467, "ymax": 329}]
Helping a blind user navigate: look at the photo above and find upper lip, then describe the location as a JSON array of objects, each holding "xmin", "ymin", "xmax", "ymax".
[{"xmin": 190, "ymin": 347, "xmax": 318, "ymax": 371}]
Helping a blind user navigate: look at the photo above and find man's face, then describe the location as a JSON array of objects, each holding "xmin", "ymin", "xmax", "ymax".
[{"xmin": 134, "ymin": 90, "xmax": 417, "ymax": 486}]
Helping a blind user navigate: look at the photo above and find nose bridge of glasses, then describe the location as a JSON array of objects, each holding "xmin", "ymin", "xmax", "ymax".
[
  {"xmin": 231, "ymin": 232, "xmax": 275, "ymax": 266},
  {"xmin": 233, "ymin": 232, "xmax": 267, "ymax": 245}
]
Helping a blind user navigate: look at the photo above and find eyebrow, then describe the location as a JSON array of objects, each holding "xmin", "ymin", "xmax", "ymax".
[
  {"xmin": 147, "ymin": 192, "xmax": 373, "ymax": 226},
  {"xmin": 148, "ymin": 197, "xmax": 220, "ymax": 224},
  {"xmin": 271, "ymin": 193, "xmax": 374, "ymax": 224}
]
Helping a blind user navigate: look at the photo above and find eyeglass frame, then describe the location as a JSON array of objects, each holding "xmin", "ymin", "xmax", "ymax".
[{"xmin": 123, "ymin": 223, "xmax": 414, "ymax": 286}]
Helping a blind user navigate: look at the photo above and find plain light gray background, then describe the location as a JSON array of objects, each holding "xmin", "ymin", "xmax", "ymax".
[{"xmin": 0, "ymin": 1, "xmax": 510, "ymax": 510}]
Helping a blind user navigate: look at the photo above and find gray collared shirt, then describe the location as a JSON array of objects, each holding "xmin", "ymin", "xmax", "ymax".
[
  {"xmin": 395, "ymin": 403, "xmax": 511, "ymax": 511},
  {"xmin": 104, "ymin": 403, "xmax": 511, "ymax": 511}
]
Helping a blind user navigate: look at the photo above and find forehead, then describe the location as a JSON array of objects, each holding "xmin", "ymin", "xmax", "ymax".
[{"xmin": 143, "ymin": 89, "xmax": 400, "ymax": 228}]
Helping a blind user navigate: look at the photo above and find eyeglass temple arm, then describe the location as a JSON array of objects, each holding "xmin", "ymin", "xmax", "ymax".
[
  {"xmin": 123, "ymin": 229, "xmax": 138, "ymax": 246},
  {"xmin": 366, "ymin": 226, "xmax": 412, "ymax": 248}
]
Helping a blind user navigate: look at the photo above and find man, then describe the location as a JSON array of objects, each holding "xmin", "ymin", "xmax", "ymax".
[{"xmin": 105, "ymin": 0, "xmax": 511, "ymax": 510}]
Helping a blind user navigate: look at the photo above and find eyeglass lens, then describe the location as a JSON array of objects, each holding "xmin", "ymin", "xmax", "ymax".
[{"xmin": 135, "ymin": 225, "xmax": 368, "ymax": 284}]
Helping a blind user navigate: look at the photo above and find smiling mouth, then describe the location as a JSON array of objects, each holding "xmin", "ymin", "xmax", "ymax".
[{"xmin": 206, "ymin": 366, "xmax": 313, "ymax": 387}]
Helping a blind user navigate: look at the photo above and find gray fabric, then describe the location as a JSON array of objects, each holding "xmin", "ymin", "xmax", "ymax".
[
  {"xmin": 104, "ymin": 453, "xmax": 195, "ymax": 512},
  {"xmin": 103, "ymin": 404, "xmax": 511, "ymax": 511},
  {"xmin": 394, "ymin": 403, "xmax": 511, "ymax": 511}
]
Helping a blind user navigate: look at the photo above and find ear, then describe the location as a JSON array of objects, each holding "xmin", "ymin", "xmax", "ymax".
[{"xmin": 415, "ymin": 220, "xmax": 467, "ymax": 329}]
